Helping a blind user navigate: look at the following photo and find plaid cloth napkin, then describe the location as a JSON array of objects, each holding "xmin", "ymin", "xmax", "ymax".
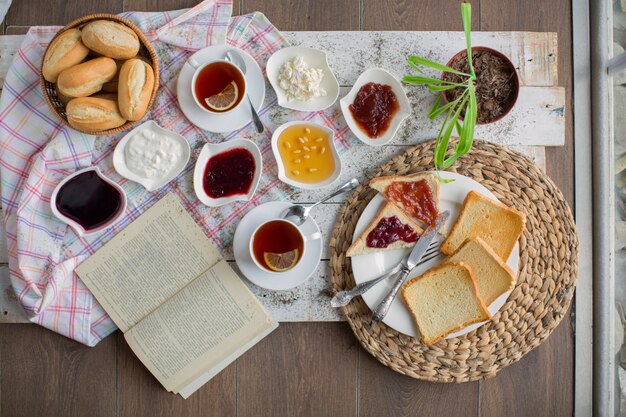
[{"xmin": 0, "ymin": 0, "xmax": 352, "ymax": 346}]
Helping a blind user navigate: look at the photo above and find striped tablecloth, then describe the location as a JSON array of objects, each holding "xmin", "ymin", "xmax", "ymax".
[{"xmin": 0, "ymin": 0, "xmax": 352, "ymax": 345}]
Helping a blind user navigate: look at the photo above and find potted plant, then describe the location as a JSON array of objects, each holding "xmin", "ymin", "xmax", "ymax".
[{"xmin": 403, "ymin": 2, "xmax": 519, "ymax": 173}]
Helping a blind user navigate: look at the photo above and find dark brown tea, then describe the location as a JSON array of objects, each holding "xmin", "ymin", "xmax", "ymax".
[
  {"xmin": 194, "ymin": 61, "xmax": 245, "ymax": 112},
  {"xmin": 252, "ymin": 220, "xmax": 304, "ymax": 271}
]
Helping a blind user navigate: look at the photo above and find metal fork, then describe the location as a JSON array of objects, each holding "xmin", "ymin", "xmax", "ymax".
[{"xmin": 330, "ymin": 240, "xmax": 443, "ymax": 308}]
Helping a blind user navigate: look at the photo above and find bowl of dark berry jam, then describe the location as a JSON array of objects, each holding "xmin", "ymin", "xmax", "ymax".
[
  {"xmin": 51, "ymin": 166, "xmax": 127, "ymax": 237},
  {"xmin": 193, "ymin": 139, "xmax": 262, "ymax": 207},
  {"xmin": 340, "ymin": 68, "xmax": 411, "ymax": 146}
]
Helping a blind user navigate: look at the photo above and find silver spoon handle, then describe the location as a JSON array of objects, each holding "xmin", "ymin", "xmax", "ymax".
[
  {"xmin": 330, "ymin": 266, "xmax": 399, "ymax": 308},
  {"xmin": 371, "ymin": 266, "xmax": 410, "ymax": 322},
  {"xmin": 247, "ymin": 95, "xmax": 263, "ymax": 133},
  {"xmin": 311, "ymin": 178, "xmax": 358, "ymax": 210}
]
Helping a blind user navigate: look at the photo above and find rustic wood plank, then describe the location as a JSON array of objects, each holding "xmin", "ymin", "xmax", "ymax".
[
  {"xmin": 479, "ymin": 318, "xmax": 574, "ymax": 417},
  {"xmin": 6, "ymin": 0, "xmax": 123, "ymax": 26},
  {"xmin": 4, "ymin": 26, "xmax": 30, "ymax": 35},
  {"xmin": 284, "ymin": 31, "xmax": 558, "ymax": 87},
  {"xmin": 242, "ymin": 0, "xmax": 359, "ymax": 31},
  {"xmin": 362, "ymin": 0, "xmax": 479, "ymax": 32},
  {"xmin": 117, "ymin": 333, "xmax": 237, "ymax": 417},
  {"xmin": 123, "ymin": 0, "xmax": 241, "ymax": 15},
  {"xmin": 0, "ymin": 324, "xmax": 117, "ymax": 417},
  {"xmin": 358, "ymin": 346, "xmax": 479, "ymax": 417},
  {"xmin": 284, "ymin": 33, "xmax": 564, "ymax": 147},
  {"xmin": 237, "ymin": 322, "xmax": 358, "ymax": 417},
  {"xmin": 479, "ymin": 1, "xmax": 575, "ymax": 416}
]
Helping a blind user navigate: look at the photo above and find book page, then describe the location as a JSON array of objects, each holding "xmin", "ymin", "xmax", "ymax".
[
  {"xmin": 75, "ymin": 194, "xmax": 221, "ymax": 332},
  {"xmin": 124, "ymin": 260, "xmax": 276, "ymax": 394}
]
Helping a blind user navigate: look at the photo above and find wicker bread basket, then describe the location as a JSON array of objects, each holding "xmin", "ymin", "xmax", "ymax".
[{"xmin": 40, "ymin": 13, "xmax": 160, "ymax": 136}]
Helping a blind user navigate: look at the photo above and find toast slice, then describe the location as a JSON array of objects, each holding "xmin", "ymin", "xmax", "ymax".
[
  {"xmin": 446, "ymin": 237, "xmax": 516, "ymax": 305},
  {"xmin": 441, "ymin": 191, "xmax": 526, "ymax": 261},
  {"xmin": 401, "ymin": 262, "xmax": 490, "ymax": 345},
  {"xmin": 369, "ymin": 173, "xmax": 440, "ymax": 226},
  {"xmin": 346, "ymin": 201, "xmax": 424, "ymax": 257}
]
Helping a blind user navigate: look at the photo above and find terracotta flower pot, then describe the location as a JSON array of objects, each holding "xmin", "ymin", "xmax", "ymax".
[{"xmin": 441, "ymin": 46, "xmax": 519, "ymax": 125}]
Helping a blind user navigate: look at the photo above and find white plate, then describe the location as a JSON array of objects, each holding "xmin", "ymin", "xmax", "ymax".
[
  {"xmin": 113, "ymin": 120, "xmax": 191, "ymax": 192},
  {"xmin": 340, "ymin": 68, "xmax": 411, "ymax": 146},
  {"xmin": 176, "ymin": 45, "xmax": 265, "ymax": 133},
  {"xmin": 350, "ymin": 171, "xmax": 519, "ymax": 338},
  {"xmin": 193, "ymin": 139, "xmax": 262, "ymax": 207},
  {"xmin": 266, "ymin": 46, "xmax": 340, "ymax": 112},
  {"xmin": 270, "ymin": 121, "xmax": 341, "ymax": 190},
  {"xmin": 233, "ymin": 201, "xmax": 322, "ymax": 290}
]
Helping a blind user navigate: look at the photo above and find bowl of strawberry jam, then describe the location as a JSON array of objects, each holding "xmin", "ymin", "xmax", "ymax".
[
  {"xmin": 340, "ymin": 68, "xmax": 411, "ymax": 146},
  {"xmin": 193, "ymin": 139, "xmax": 262, "ymax": 207},
  {"xmin": 51, "ymin": 166, "xmax": 127, "ymax": 237}
]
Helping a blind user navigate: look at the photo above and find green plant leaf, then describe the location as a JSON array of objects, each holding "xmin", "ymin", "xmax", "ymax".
[
  {"xmin": 407, "ymin": 59, "xmax": 424, "ymax": 74},
  {"xmin": 407, "ymin": 56, "xmax": 471, "ymax": 77},
  {"xmin": 402, "ymin": 75, "xmax": 464, "ymax": 86},
  {"xmin": 428, "ymin": 95, "xmax": 442, "ymax": 119},
  {"xmin": 461, "ymin": 2, "xmax": 476, "ymax": 80},
  {"xmin": 427, "ymin": 84, "xmax": 462, "ymax": 92}
]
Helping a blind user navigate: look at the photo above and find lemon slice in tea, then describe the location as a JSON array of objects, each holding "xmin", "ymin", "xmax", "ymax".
[
  {"xmin": 264, "ymin": 249, "xmax": 299, "ymax": 272},
  {"xmin": 204, "ymin": 81, "xmax": 239, "ymax": 111}
]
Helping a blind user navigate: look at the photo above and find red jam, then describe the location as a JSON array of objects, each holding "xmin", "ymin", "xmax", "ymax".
[
  {"xmin": 366, "ymin": 216, "xmax": 420, "ymax": 248},
  {"xmin": 203, "ymin": 148, "xmax": 255, "ymax": 198},
  {"xmin": 349, "ymin": 82, "xmax": 399, "ymax": 138},
  {"xmin": 385, "ymin": 179, "xmax": 438, "ymax": 225}
]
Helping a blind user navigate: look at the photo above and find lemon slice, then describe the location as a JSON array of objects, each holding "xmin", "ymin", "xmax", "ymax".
[
  {"xmin": 204, "ymin": 81, "xmax": 239, "ymax": 111},
  {"xmin": 264, "ymin": 249, "xmax": 299, "ymax": 272}
]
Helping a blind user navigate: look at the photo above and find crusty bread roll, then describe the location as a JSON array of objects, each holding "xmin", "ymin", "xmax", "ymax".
[
  {"xmin": 66, "ymin": 96, "xmax": 126, "ymax": 131},
  {"xmin": 54, "ymin": 83, "xmax": 73, "ymax": 106},
  {"xmin": 81, "ymin": 20, "xmax": 140, "ymax": 60},
  {"xmin": 57, "ymin": 57, "xmax": 117, "ymax": 98},
  {"xmin": 42, "ymin": 28, "xmax": 90, "ymax": 82},
  {"xmin": 118, "ymin": 58, "xmax": 154, "ymax": 121}
]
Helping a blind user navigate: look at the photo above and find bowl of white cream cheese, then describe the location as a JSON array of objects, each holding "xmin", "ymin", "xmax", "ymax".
[
  {"xmin": 113, "ymin": 120, "xmax": 191, "ymax": 191},
  {"xmin": 266, "ymin": 46, "xmax": 339, "ymax": 112}
]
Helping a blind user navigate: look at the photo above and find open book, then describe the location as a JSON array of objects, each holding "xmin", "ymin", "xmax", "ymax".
[{"xmin": 76, "ymin": 193, "xmax": 277, "ymax": 398}]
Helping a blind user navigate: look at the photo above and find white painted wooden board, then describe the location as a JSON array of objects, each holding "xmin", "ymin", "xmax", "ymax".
[
  {"xmin": 0, "ymin": 31, "xmax": 552, "ymax": 323},
  {"xmin": 286, "ymin": 31, "xmax": 565, "ymax": 147}
]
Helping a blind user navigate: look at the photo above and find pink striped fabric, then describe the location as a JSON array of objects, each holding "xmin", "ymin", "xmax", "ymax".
[{"xmin": 0, "ymin": 0, "xmax": 351, "ymax": 346}]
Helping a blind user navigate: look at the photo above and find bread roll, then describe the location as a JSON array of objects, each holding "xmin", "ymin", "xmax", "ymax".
[
  {"xmin": 54, "ymin": 83, "xmax": 73, "ymax": 106},
  {"xmin": 81, "ymin": 20, "xmax": 140, "ymax": 60},
  {"xmin": 118, "ymin": 58, "xmax": 154, "ymax": 121},
  {"xmin": 66, "ymin": 96, "xmax": 126, "ymax": 131},
  {"xmin": 57, "ymin": 57, "xmax": 117, "ymax": 97},
  {"xmin": 42, "ymin": 28, "xmax": 90, "ymax": 82}
]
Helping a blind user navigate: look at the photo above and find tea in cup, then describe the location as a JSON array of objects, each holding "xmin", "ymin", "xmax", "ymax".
[
  {"xmin": 250, "ymin": 219, "xmax": 321, "ymax": 273},
  {"xmin": 189, "ymin": 57, "xmax": 246, "ymax": 114}
]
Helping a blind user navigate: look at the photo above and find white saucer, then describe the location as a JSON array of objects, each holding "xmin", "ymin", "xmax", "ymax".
[
  {"xmin": 176, "ymin": 45, "xmax": 265, "ymax": 133},
  {"xmin": 233, "ymin": 201, "xmax": 322, "ymax": 290}
]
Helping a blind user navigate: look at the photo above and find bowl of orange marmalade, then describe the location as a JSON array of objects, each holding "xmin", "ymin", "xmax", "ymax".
[{"xmin": 271, "ymin": 121, "xmax": 341, "ymax": 190}]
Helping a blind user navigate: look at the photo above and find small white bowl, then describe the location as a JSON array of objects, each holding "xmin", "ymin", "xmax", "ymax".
[
  {"xmin": 271, "ymin": 121, "xmax": 341, "ymax": 190},
  {"xmin": 50, "ymin": 166, "xmax": 127, "ymax": 237},
  {"xmin": 113, "ymin": 120, "xmax": 191, "ymax": 192},
  {"xmin": 340, "ymin": 68, "xmax": 411, "ymax": 146},
  {"xmin": 193, "ymin": 139, "xmax": 262, "ymax": 207},
  {"xmin": 266, "ymin": 46, "xmax": 340, "ymax": 112}
]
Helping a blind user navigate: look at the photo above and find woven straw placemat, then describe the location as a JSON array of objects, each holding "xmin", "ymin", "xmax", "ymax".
[{"xmin": 329, "ymin": 139, "xmax": 578, "ymax": 382}]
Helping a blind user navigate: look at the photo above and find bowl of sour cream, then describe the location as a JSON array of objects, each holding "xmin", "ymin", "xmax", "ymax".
[{"xmin": 113, "ymin": 120, "xmax": 191, "ymax": 192}]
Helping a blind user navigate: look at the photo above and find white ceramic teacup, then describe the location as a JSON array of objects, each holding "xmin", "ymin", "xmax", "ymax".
[
  {"xmin": 249, "ymin": 218, "xmax": 322, "ymax": 274},
  {"xmin": 187, "ymin": 57, "xmax": 247, "ymax": 115}
]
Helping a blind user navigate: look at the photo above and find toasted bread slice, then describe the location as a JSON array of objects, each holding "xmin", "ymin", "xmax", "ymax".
[
  {"xmin": 402, "ymin": 262, "xmax": 490, "ymax": 345},
  {"xmin": 369, "ymin": 173, "xmax": 440, "ymax": 226},
  {"xmin": 446, "ymin": 237, "xmax": 516, "ymax": 305},
  {"xmin": 346, "ymin": 201, "xmax": 424, "ymax": 257},
  {"xmin": 441, "ymin": 191, "xmax": 526, "ymax": 261}
]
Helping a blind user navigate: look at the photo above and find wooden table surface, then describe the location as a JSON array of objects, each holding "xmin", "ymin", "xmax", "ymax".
[{"xmin": 0, "ymin": 1, "xmax": 574, "ymax": 416}]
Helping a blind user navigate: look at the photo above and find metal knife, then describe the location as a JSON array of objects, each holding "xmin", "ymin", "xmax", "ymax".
[{"xmin": 371, "ymin": 210, "xmax": 450, "ymax": 323}]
